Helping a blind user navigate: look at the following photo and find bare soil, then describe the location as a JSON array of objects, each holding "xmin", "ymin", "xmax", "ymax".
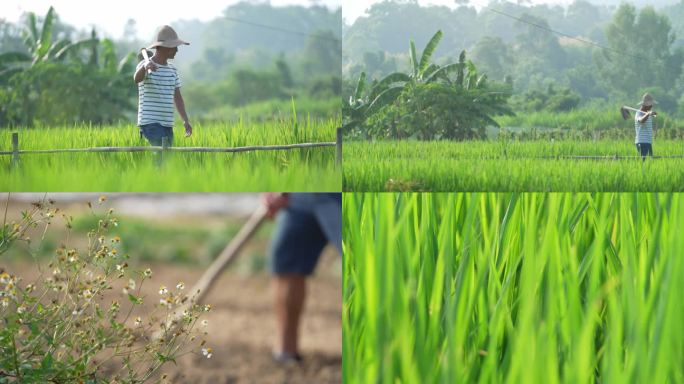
[{"xmin": 152, "ymin": 262, "xmax": 342, "ymax": 384}]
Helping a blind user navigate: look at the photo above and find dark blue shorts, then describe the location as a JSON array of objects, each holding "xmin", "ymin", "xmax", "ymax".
[
  {"xmin": 269, "ymin": 193, "xmax": 341, "ymax": 276},
  {"xmin": 140, "ymin": 123, "xmax": 173, "ymax": 146},
  {"xmin": 636, "ymin": 143, "xmax": 653, "ymax": 157}
]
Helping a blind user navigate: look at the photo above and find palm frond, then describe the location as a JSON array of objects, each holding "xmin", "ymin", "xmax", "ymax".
[
  {"xmin": 425, "ymin": 63, "xmax": 462, "ymax": 83},
  {"xmin": 36, "ymin": 6, "xmax": 57, "ymax": 60},
  {"xmin": 353, "ymin": 72, "xmax": 367, "ymax": 101},
  {"xmin": 409, "ymin": 40, "xmax": 418, "ymax": 79},
  {"xmin": 418, "ymin": 30, "xmax": 443, "ymax": 76},
  {"xmin": 369, "ymin": 72, "xmax": 410, "ymax": 101},
  {"xmin": 367, "ymin": 85, "xmax": 404, "ymax": 116},
  {"xmin": 54, "ymin": 38, "xmax": 98, "ymax": 61}
]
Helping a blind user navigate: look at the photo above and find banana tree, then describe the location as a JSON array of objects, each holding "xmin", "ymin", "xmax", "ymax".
[
  {"xmin": 1, "ymin": 7, "xmax": 100, "ymax": 74},
  {"xmin": 344, "ymin": 30, "xmax": 447, "ymax": 133},
  {"xmin": 1, "ymin": 7, "xmax": 138, "ymax": 126},
  {"xmin": 1, "ymin": 6, "xmax": 135, "ymax": 84},
  {"xmin": 344, "ymin": 29, "xmax": 513, "ymax": 140},
  {"xmin": 343, "ymin": 71, "xmax": 408, "ymax": 133}
]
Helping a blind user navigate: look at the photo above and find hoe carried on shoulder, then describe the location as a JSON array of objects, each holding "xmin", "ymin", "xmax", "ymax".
[
  {"xmin": 140, "ymin": 48, "xmax": 153, "ymax": 74},
  {"xmin": 154, "ymin": 204, "xmax": 269, "ymax": 339},
  {"xmin": 621, "ymin": 105, "xmax": 657, "ymax": 120}
]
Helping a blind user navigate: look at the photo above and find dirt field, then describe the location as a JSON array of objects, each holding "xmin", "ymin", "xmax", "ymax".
[{"xmin": 152, "ymin": 263, "xmax": 342, "ymax": 384}]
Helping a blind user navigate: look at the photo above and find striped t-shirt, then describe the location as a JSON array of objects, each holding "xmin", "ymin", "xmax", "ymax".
[
  {"xmin": 136, "ymin": 60, "xmax": 181, "ymax": 127},
  {"xmin": 634, "ymin": 111, "xmax": 653, "ymax": 144}
]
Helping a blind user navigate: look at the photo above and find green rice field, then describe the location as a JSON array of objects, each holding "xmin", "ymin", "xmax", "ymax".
[
  {"xmin": 343, "ymin": 140, "xmax": 684, "ymax": 191},
  {"xmin": 343, "ymin": 193, "xmax": 684, "ymax": 383},
  {"xmin": 0, "ymin": 118, "xmax": 340, "ymax": 191}
]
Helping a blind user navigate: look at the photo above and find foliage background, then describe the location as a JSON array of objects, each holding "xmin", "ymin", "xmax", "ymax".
[
  {"xmin": 0, "ymin": 2, "xmax": 341, "ymax": 128},
  {"xmin": 343, "ymin": 0, "xmax": 684, "ymax": 138}
]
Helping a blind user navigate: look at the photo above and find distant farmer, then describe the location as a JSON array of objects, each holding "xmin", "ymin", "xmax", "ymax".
[
  {"xmin": 134, "ymin": 25, "xmax": 192, "ymax": 146},
  {"xmin": 262, "ymin": 193, "xmax": 342, "ymax": 364},
  {"xmin": 634, "ymin": 93, "xmax": 657, "ymax": 159}
]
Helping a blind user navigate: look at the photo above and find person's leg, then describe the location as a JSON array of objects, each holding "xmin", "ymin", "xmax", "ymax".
[
  {"xmin": 647, "ymin": 143, "xmax": 653, "ymax": 157},
  {"xmin": 140, "ymin": 123, "xmax": 173, "ymax": 146},
  {"xmin": 140, "ymin": 123, "xmax": 163, "ymax": 146},
  {"xmin": 268, "ymin": 207, "xmax": 327, "ymax": 361},
  {"xmin": 637, "ymin": 143, "xmax": 647, "ymax": 160},
  {"xmin": 273, "ymin": 274, "xmax": 306, "ymax": 357},
  {"xmin": 162, "ymin": 125, "xmax": 174, "ymax": 147}
]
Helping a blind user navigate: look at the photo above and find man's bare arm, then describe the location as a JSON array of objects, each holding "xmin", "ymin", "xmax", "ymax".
[{"xmin": 174, "ymin": 88, "xmax": 192, "ymax": 137}]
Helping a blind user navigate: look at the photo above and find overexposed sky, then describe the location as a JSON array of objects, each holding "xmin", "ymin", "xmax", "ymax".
[
  {"xmin": 343, "ymin": 0, "xmax": 576, "ymax": 24},
  {"xmin": 0, "ymin": 0, "xmax": 341, "ymax": 40}
]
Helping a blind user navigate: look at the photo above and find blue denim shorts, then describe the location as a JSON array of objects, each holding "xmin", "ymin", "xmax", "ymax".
[
  {"xmin": 269, "ymin": 193, "xmax": 342, "ymax": 275},
  {"xmin": 636, "ymin": 143, "xmax": 653, "ymax": 157},
  {"xmin": 140, "ymin": 123, "xmax": 173, "ymax": 146}
]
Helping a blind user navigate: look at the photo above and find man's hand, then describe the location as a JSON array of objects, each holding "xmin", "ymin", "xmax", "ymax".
[
  {"xmin": 639, "ymin": 111, "xmax": 654, "ymax": 124},
  {"xmin": 134, "ymin": 61, "xmax": 157, "ymax": 83},
  {"xmin": 262, "ymin": 193, "xmax": 289, "ymax": 219},
  {"xmin": 145, "ymin": 61, "xmax": 158, "ymax": 73},
  {"xmin": 184, "ymin": 121, "xmax": 192, "ymax": 137}
]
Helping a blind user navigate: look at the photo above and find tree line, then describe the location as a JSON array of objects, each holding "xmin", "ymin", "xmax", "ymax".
[{"xmin": 344, "ymin": 1, "xmax": 684, "ymax": 122}]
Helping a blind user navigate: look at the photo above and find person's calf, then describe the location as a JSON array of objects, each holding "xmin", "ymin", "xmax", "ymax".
[{"xmin": 273, "ymin": 274, "xmax": 306, "ymax": 356}]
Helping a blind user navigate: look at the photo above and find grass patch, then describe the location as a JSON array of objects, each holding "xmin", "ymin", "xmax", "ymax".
[
  {"xmin": 343, "ymin": 193, "xmax": 684, "ymax": 383},
  {"xmin": 344, "ymin": 140, "xmax": 684, "ymax": 191}
]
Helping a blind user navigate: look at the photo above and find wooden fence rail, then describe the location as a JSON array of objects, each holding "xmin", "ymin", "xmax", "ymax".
[
  {"xmin": 535, "ymin": 155, "xmax": 684, "ymax": 160},
  {"xmin": 477, "ymin": 155, "xmax": 684, "ymax": 160},
  {"xmin": 3, "ymin": 128, "xmax": 343, "ymax": 166}
]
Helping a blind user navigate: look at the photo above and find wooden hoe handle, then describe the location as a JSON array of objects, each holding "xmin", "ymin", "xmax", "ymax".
[
  {"xmin": 189, "ymin": 205, "xmax": 268, "ymax": 304},
  {"xmin": 140, "ymin": 49, "xmax": 152, "ymax": 74},
  {"xmin": 156, "ymin": 205, "xmax": 268, "ymax": 338}
]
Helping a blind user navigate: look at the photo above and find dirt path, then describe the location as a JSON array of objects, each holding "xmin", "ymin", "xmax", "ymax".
[{"xmin": 152, "ymin": 264, "xmax": 341, "ymax": 384}]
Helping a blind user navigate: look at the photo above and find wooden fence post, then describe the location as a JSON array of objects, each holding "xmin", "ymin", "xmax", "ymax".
[
  {"xmin": 336, "ymin": 127, "xmax": 342, "ymax": 168},
  {"xmin": 11, "ymin": 132, "xmax": 19, "ymax": 167}
]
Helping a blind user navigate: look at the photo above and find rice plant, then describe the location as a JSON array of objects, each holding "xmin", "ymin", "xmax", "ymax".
[
  {"xmin": 495, "ymin": 108, "xmax": 684, "ymax": 136},
  {"xmin": 343, "ymin": 193, "xmax": 684, "ymax": 383},
  {"xmin": 0, "ymin": 118, "xmax": 340, "ymax": 191},
  {"xmin": 343, "ymin": 141, "xmax": 684, "ymax": 191}
]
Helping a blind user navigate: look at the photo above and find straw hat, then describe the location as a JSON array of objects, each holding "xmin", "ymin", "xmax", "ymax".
[
  {"xmin": 638, "ymin": 93, "xmax": 658, "ymax": 107},
  {"xmin": 147, "ymin": 25, "xmax": 189, "ymax": 49}
]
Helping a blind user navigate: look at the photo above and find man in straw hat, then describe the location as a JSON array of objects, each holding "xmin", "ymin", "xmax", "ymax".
[
  {"xmin": 634, "ymin": 93, "xmax": 657, "ymax": 159},
  {"xmin": 134, "ymin": 25, "xmax": 192, "ymax": 146}
]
